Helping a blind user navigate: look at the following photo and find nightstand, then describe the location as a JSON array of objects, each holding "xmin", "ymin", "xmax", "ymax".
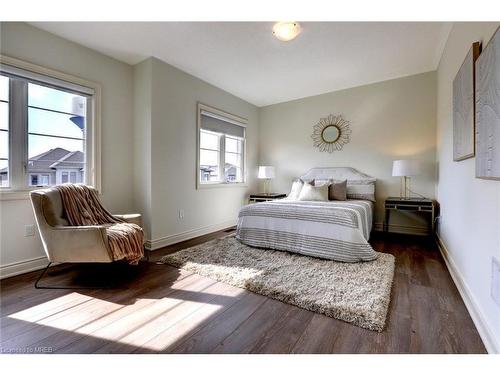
[
  {"xmin": 248, "ymin": 193, "xmax": 287, "ymax": 203},
  {"xmin": 384, "ymin": 197, "xmax": 438, "ymax": 236}
]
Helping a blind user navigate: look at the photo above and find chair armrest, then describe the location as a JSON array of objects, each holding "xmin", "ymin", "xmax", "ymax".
[
  {"xmin": 44, "ymin": 225, "xmax": 112, "ymax": 263},
  {"xmin": 114, "ymin": 214, "xmax": 142, "ymax": 227},
  {"xmin": 53, "ymin": 225, "xmax": 106, "ymax": 231}
]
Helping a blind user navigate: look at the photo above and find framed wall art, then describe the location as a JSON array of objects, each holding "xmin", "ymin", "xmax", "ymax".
[
  {"xmin": 475, "ymin": 27, "xmax": 500, "ymax": 179},
  {"xmin": 453, "ymin": 42, "xmax": 481, "ymax": 161}
]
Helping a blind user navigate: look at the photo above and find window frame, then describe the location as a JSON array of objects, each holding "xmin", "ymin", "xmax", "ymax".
[
  {"xmin": 223, "ymin": 135, "xmax": 244, "ymax": 183},
  {"xmin": 199, "ymin": 129, "xmax": 222, "ymax": 183},
  {"xmin": 0, "ymin": 75, "xmax": 9, "ymax": 188},
  {"xmin": 0, "ymin": 55, "xmax": 102, "ymax": 200},
  {"xmin": 196, "ymin": 103, "xmax": 247, "ymax": 189}
]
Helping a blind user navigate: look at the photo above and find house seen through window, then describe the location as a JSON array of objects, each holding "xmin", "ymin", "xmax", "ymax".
[
  {"xmin": 0, "ymin": 67, "xmax": 93, "ymax": 190},
  {"xmin": 27, "ymin": 83, "xmax": 86, "ymax": 186}
]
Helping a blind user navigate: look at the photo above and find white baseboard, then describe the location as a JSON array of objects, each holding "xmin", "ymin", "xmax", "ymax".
[
  {"xmin": 145, "ymin": 219, "xmax": 237, "ymax": 251},
  {"xmin": 0, "ymin": 255, "xmax": 49, "ymax": 280},
  {"xmin": 373, "ymin": 222, "xmax": 429, "ymax": 236},
  {"xmin": 0, "ymin": 221, "xmax": 237, "ymax": 278},
  {"xmin": 436, "ymin": 235, "xmax": 499, "ymax": 354}
]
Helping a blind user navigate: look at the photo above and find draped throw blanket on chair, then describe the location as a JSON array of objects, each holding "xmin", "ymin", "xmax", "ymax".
[{"xmin": 56, "ymin": 184, "xmax": 144, "ymax": 265}]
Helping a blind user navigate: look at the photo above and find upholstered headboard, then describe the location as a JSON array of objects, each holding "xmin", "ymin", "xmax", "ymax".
[
  {"xmin": 300, "ymin": 167, "xmax": 375, "ymax": 182},
  {"xmin": 300, "ymin": 167, "xmax": 376, "ymax": 201}
]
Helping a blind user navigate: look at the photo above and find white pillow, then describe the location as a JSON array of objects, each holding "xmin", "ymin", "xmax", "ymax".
[
  {"xmin": 288, "ymin": 179, "xmax": 304, "ymax": 200},
  {"xmin": 297, "ymin": 182, "xmax": 329, "ymax": 201},
  {"xmin": 313, "ymin": 179, "xmax": 331, "ymax": 187},
  {"xmin": 346, "ymin": 180, "xmax": 376, "ymax": 202}
]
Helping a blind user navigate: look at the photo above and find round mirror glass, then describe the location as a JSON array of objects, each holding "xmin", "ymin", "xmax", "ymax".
[{"xmin": 321, "ymin": 125, "xmax": 340, "ymax": 143}]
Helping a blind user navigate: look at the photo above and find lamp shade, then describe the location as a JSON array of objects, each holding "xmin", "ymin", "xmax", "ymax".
[
  {"xmin": 258, "ymin": 166, "xmax": 275, "ymax": 179},
  {"xmin": 392, "ymin": 160, "xmax": 421, "ymax": 177}
]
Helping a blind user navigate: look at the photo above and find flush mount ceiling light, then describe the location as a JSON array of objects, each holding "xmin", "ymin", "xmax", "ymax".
[{"xmin": 272, "ymin": 22, "xmax": 301, "ymax": 42}]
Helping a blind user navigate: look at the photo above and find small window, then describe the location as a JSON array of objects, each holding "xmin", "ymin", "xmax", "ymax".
[
  {"xmin": 197, "ymin": 104, "xmax": 246, "ymax": 187},
  {"xmin": 40, "ymin": 174, "xmax": 49, "ymax": 186},
  {"xmin": 61, "ymin": 171, "xmax": 68, "ymax": 184},
  {"xmin": 30, "ymin": 174, "xmax": 38, "ymax": 186}
]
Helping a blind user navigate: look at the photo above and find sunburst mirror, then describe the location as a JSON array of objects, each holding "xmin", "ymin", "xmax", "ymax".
[{"xmin": 311, "ymin": 114, "xmax": 351, "ymax": 153}]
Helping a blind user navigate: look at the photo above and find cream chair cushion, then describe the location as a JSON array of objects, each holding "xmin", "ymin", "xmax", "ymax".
[{"xmin": 30, "ymin": 187, "xmax": 143, "ymax": 264}]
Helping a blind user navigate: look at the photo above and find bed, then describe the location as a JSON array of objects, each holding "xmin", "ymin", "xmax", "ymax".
[{"xmin": 236, "ymin": 167, "xmax": 378, "ymax": 262}]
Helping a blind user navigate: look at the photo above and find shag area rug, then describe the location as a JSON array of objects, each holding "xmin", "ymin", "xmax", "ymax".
[{"xmin": 160, "ymin": 236, "xmax": 395, "ymax": 331}]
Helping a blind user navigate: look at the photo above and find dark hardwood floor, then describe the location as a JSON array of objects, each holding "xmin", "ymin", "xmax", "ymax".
[{"xmin": 0, "ymin": 230, "xmax": 486, "ymax": 354}]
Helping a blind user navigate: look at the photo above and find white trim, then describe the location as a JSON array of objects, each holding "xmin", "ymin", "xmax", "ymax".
[
  {"xmin": 145, "ymin": 219, "xmax": 236, "ymax": 251},
  {"xmin": 199, "ymin": 103, "xmax": 247, "ymax": 126},
  {"xmin": 436, "ymin": 235, "xmax": 499, "ymax": 354},
  {"xmin": 0, "ymin": 189, "xmax": 35, "ymax": 201},
  {"xmin": 1, "ymin": 64, "xmax": 95, "ymax": 95},
  {"xmin": 197, "ymin": 182, "xmax": 248, "ymax": 189},
  {"xmin": 0, "ymin": 255, "xmax": 50, "ymax": 280},
  {"xmin": 373, "ymin": 222, "xmax": 429, "ymax": 236},
  {"xmin": 0, "ymin": 54, "xmax": 102, "ymax": 192}
]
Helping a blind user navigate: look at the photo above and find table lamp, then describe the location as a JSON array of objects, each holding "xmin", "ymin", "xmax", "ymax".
[
  {"xmin": 258, "ymin": 166, "xmax": 275, "ymax": 195},
  {"xmin": 392, "ymin": 160, "xmax": 421, "ymax": 199}
]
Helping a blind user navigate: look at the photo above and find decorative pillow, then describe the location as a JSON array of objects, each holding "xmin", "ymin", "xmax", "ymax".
[
  {"xmin": 346, "ymin": 180, "xmax": 376, "ymax": 202},
  {"xmin": 297, "ymin": 182, "xmax": 329, "ymax": 202},
  {"xmin": 329, "ymin": 179, "xmax": 347, "ymax": 201},
  {"xmin": 313, "ymin": 179, "xmax": 331, "ymax": 187},
  {"xmin": 288, "ymin": 179, "xmax": 304, "ymax": 200}
]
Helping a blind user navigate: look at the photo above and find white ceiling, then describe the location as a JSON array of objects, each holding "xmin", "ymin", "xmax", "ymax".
[{"xmin": 29, "ymin": 22, "xmax": 451, "ymax": 107}]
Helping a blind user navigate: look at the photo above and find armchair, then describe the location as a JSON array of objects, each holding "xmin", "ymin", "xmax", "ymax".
[{"xmin": 29, "ymin": 186, "xmax": 143, "ymax": 288}]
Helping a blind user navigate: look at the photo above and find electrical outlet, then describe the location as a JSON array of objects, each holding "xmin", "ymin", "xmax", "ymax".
[
  {"xmin": 24, "ymin": 224, "xmax": 35, "ymax": 237},
  {"xmin": 178, "ymin": 209, "xmax": 184, "ymax": 220},
  {"xmin": 492, "ymin": 257, "xmax": 500, "ymax": 307}
]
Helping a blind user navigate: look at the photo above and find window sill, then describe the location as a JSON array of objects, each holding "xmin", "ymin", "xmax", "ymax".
[
  {"xmin": 197, "ymin": 182, "xmax": 248, "ymax": 189},
  {"xmin": 0, "ymin": 189, "xmax": 34, "ymax": 201}
]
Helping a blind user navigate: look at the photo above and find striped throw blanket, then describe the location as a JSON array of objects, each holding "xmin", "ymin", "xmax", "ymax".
[
  {"xmin": 236, "ymin": 199, "xmax": 377, "ymax": 262},
  {"xmin": 56, "ymin": 184, "xmax": 144, "ymax": 265}
]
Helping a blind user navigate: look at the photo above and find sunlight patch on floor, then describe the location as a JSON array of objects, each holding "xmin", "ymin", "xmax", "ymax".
[
  {"xmin": 115, "ymin": 286, "xmax": 245, "ymax": 352},
  {"xmin": 141, "ymin": 288, "xmax": 244, "ymax": 351},
  {"xmin": 7, "ymin": 285, "xmax": 245, "ymax": 352},
  {"xmin": 8, "ymin": 292, "xmax": 102, "ymax": 321}
]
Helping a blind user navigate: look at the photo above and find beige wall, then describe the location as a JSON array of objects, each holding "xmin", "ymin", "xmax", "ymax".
[
  {"xmin": 436, "ymin": 22, "xmax": 500, "ymax": 353},
  {"xmin": 0, "ymin": 22, "xmax": 135, "ymax": 277},
  {"xmin": 2, "ymin": 23, "xmax": 498, "ymax": 354},
  {"xmin": 259, "ymin": 72, "xmax": 437, "ymax": 232},
  {"xmin": 0, "ymin": 23, "xmax": 259, "ymax": 275},
  {"xmin": 133, "ymin": 59, "xmax": 153, "ymax": 239},
  {"xmin": 135, "ymin": 57, "xmax": 259, "ymax": 248}
]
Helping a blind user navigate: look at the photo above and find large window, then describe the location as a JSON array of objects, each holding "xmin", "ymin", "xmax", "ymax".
[
  {"xmin": 0, "ymin": 58, "xmax": 99, "ymax": 192},
  {"xmin": 197, "ymin": 104, "xmax": 247, "ymax": 187},
  {"xmin": 27, "ymin": 82, "xmax": 87, "ymax": 187}
]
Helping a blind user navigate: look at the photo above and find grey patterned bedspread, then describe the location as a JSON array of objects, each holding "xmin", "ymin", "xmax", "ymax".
[{"xmin": 236, "ymin": 199, "xmax": 377, "ymax": 262}]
